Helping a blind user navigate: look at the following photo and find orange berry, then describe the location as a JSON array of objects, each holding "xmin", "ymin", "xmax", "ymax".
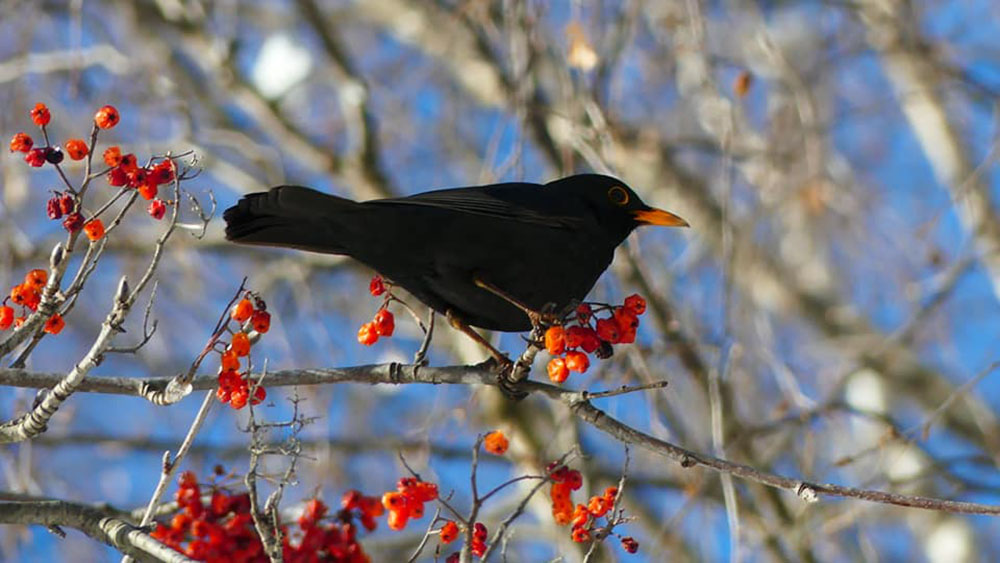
[
  {"xmin": 624, "ymin": 293, "xmax": 646, "ymax": 315},
  {"xmin": 357, "ymin": 322, "xmax": 379, "ymax": 346},
  {"xmin": 230, "ymin": 331, "xmax": 251, "ymax": 357},
  {"xmin": 408, "ymin": 501, "xmax": 425, "ymax": 519},
  {"xmin": 220, "ymin": 350, "xmax": 240, "ymax": 371},
  {"xmin": 571, "ymin": 526, "xmax": 590, "ymax": 543},
  {"xmin": 734, "ymin": 70, "xmax": 753, "ymax": 98},
  {"xmin": 83, "ymin": 218, "xmax": 105, "ymax": 241},
  {"xmin": 44, "ymin": 313, "xmax": 65, "ymax": 335},
  {"xmin": 24, "ymin": 269, "xmax": 47, "ymax": 289},
  {"xmin": 587, "ymin": 495, "xmax": 609, "ymax": 517},
  {"xmin": 373, "ymin": 308, "xmax": 394, "ymax": 336},
  {"xmin": 544, "ymin": 325, "xmax": 566, "ymax": 355},
  {"xmin": 138, "ymin": 180, "xmax": 158, "ymax": 200},
  {"xmin": 603, "ymin": 486, "xmax": 618, "ymax": 502},
  {"xmin": 251, "ymin": 310, "xmax": 271, "ymax": 333},
  {"xmin": 571, "ymin": 504, "xmax": 590, "ymax": 528},
  {"xmin": 547, "ymin": 357, "xmax": 569, "ymax": 383},
  {"xmin": 230, "ymin": 389, "xmax": 248, "ymax": 409},
  {"xmin": 564, "ymin": 350, "xmax": 589, "ymax": 373},
  {"xmin": 10, "ymin": 283, "xmax": 32, "ymax": 306},
  {"xmin": 387, "ymin": 509, "xmax": 408, "ymax": 530},
  {"xmin": 30, "ymin": 103, "xmax": 51, "ymax": 126},
  {"xmin": 9, "ymin": 132, "xmax": 33, "ymax": 153},
  {"xmin": 103, "ymin": 146, "xmax": 123, "ymax": 167},
  {"xmin": 94, "ymin": 104, "xmax": 120, "ymax": 129},
  {"xmin": 231, "ymin": 298, "xmax": 254, "ymax": 323},
  {"xmin": 381, "ymin": 491, "xmax": 407, "ymax": 513},
  {"xmin": 439, "ymin": 520, "xmax": 459, "ymax": 544},
  {"xmin": 0, "ymin": 306, "xmax": 14, "ymax": 330},
  {"xmin": 13, "ymin": 316, "xmax": 26, "ymax": 329},
  {"xmin": 483, "ymin": 430, "xmax": 509, "ymax": 455},
  {"xmin": 64, "ymin": 139, "xmax": 88, "ymax": 160}
]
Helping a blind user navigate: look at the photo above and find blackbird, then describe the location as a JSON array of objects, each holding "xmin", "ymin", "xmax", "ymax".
[{"xmin": 224, "ymin": 174, "xmax": 687, "ymax": 364}]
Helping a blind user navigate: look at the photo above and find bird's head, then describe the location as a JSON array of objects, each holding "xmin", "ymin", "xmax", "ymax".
[{"xmin": 547, "ymin": 174, "xmax": 688, "ymax": 242}]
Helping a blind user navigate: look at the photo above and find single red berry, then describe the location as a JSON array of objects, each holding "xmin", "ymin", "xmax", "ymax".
[
  {"xmin": 357, "ymin": 322, "xmax": 379, "ymax": 346},
  {"xmin": 299, "ymin": 498, "xmax": 327, "ymax": 527},
  {"xmin": 387, "ymin": 508, "xmax": 409, "ymax": 530},
  {"xmin": 58, "ymin": 193, "xmax": 74, "ymax": 215},
  {"xmin": 596, "ymin": 317, "xmax": 621, "ymax": 343},
  {"xmin": 151, "ymin": 160, "xmax": 175, "ymax": 184},
  {"xmin": 138, "ymin": 180, "xmax": 158, "ymax": 201},
  {"xmin": 251, "ymin": 310, "xmax": 271, "ymax": 333},
  {"xmin": 83, "ymin": 218, "xmax": 105, "ymax": 241},
  {"xmin": 251, "ymin": 385, "xmax": 266, "ymax": 404},
  {"xmin": 571, "ymin": 526, "xmax": 590, "ymax": 543},
  {"xmin": 44, "ymin": 146, "xmax": 64, "ymax": 164},
  {"xmin": 46, "ymin": 196, "xmax": 63, "ymax": 220},
  {"xmin": 25, "ymin": 269, "xmax": 47, "ymax": 289},
  {"xmin": 547, "ymin": 357, "xmax": 569, "ymax": 383},
  {"xmin": 9, "ymin": 132, "xmax": 33, "ymax": 153},
  {"xmin": 621, "ymin": 536, "xmax": 639, "ymax": 553},
  {"xmin": 439, "ymin": 520, "xmax": 459, "ymax": 544},
  {"xmin": 62, "ymin": 212, "xmax": 84, "ymax": 233},
  {"xmin": 473, "ymin": 522, "xmax": 488, "ymax": 541},
  {"xmin": 483, "ymin": 430, "xmax": 509, "ymax": 455},
  {"xmin": 94, "ymin": 104, "xmax": 120, "ymax": 129},
  {"xmin": 147, "ymin": 199, "xmax": 167, "ymax": 220},
  {"xmin": 381, "ymin": 491, "xmax": 407, "ymax": 513},
  {"xmin": 230, "ymin": 389, "xmax": 248, "ymax": 409},
  {"xmin": 544, "ymin": 325, "xmax": 566, "ymax": 355},
  {"xmin": 587, "ymin": 495, "xmax": 609, "ymax": 517},
  {"xmin": 0, "ymin": 306, "xmax": 13, "ymax": 330},
  {"xmin": 373, "ymin": 308, "xmax": 394, "ymax": 337},
  {"xmin": 30, "ymin": 103, "xmax": 51, "ymax": 126},
  {"xmin": 44, "ymin": 313, "xmax": 65, "ymax": 335},
  {"xmin": 119, "ymin": 153, "xmax": 138, "ymax": 172},
  {"xmin": 231, "ymin": 298, "xmax": 254, "ymax": 322},
  {"xmin": 564, "ymin": 469, "xmax": 583, "ymax": 490},
  {"xmin": 230, "ymin": 331, "xmax": 251, "ymax": 357},
  {"xmin": 571, "ymin": 503, "xmax": 590, "ymax": 528},
  {"xmin": 369, "ymin": 275, "xmax": 386, "ymax": 296},
  {"xmin": 624, "ymin": 293, "xmax": 646, "ymax": 315},
  {"xmin": 127, "ymin": 167, "xmax": 148, "ymax": 189},
  {"xmin": 64, "ymin": 139, "xmax": 88, "ymax": 160},
  {"xmin": 107, "ymin": 166, "xmax": 128, "ymax": 187},
  {"xmin": 103, "ymin": 146, "xmax": 123, "ymax": 167},
  {"xmin": 564, "ymin": 350, "xmax": 590, "ymax": 373},
  {"xmin": 603, "ymin": 486, "xmax": 618, "ymax": 502},
  {"xmin": 575, "ymin": 303, "xmax": 592, "ymax": 324},
  {"xmin": 24, "ymin": 148, "xmax": 47, "ymax": 167},
  {"xmin": 220, "ymin": 350, "xmax": 240, "ymax": 371}
]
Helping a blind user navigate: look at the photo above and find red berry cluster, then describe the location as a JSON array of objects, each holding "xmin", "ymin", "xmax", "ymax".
[
  {"xmin": 483, "ymin": 430, "xmax": 509, "ymax": 455},
  {"xmin": 152, "ymin": 471, "xmax": 376, "ymax": 562},
  {"xmin": 216, "ymin": 295, "xmax": 271, "ymax": 409},
  {"xmin": 339, "ymin": 489, "xmax": 385, "ymax": 532},
  {"xmin": 357, "ymin": 275, "xmax": 395, "ymax": 346},
  {"xmin": 380, "ymin": 477, "xmax": 438, "ymax": 531},
  {"xmin": 104, "ymin": 144, "xmax": 176, "ymax": 201},
  {"xmin": 150, "ymin": 470, "xmax": 264, "ymax": 561},
  {"xmin": 1, "ymin": 269, "xmax": 63, "ymax": 334},
  {"xmin": 442, "ymin": 521, "xmax": 489, "ymax": 561},
  {"xmin": 546, "ymin": 462, "xmax": 639, "ymax": 553},
  {"xmin": 544, "ymin": 294, "xmax": 647, "ymax": 384},
  {"xmin": 288, "ymin": 496, "xmax": 372, "ymax": 562}
]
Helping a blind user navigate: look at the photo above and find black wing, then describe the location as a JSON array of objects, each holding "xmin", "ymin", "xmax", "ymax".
[{"xmin": 365, "ymin": 183, "xmax": 583, "ymax": 228}]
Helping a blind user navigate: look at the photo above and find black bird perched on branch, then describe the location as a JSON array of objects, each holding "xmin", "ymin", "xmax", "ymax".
[{"xmin": 224, "ymin": 174, "xmax": 687, "ymax": 369}]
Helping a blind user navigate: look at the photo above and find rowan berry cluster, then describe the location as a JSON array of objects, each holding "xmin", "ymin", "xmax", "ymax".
[
  {"xmin": 216, "ymin": 294, "xmax": 271, "ymax": 409},
  {"xmin": 546, "ymin": 462, "xmax": 639, "ymax": 553},
  {"xmin": 543, "ymin": 293, "xmax": 647, "ymax": 383},
  {"xmin": 9, "ymin": 101, "xmax": 177, "ymax": 232},
  {"xmin": 0, "ymin": 269, "xmax": 63, "ymax": 334},
  {"xmin": 152, "ymin": 470, "xmax": 375, "ymax": 562},
  {"xmin": 380, "ymin": 477, "xmax": 438, "ymax": 531},
  {"xmin": 357, "ymin": 275, "xmax": 395, "ymax": 346},
  {"xmin": 441, "ymin": 521, "xmax": 489, "ymax": 561}
]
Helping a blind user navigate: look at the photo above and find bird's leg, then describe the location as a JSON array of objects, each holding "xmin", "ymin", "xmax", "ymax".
[
  {"xmin": 446, "ymin": 310, "xmax": 527, "ymax": 400},
  {"xmin": 472, "ymin": 276, "xmax": 560, "ymax": 329},
  {"xmin": 412, "ymin": 310, "xmax": 435, "ymax": 366}
]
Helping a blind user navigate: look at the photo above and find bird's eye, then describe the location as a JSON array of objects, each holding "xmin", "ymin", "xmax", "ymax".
[{"xmin": 607, "ymin": 186, "xmax": 629, "ymax": 206}]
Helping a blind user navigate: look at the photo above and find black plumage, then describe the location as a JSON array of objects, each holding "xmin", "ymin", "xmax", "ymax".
[{"xmin": 223, "ymin": 174, "xmax": 687, "ymax": 332}]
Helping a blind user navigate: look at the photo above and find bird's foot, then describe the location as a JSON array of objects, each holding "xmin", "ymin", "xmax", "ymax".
[{"xmin": 475, "ymin": 355, "xmax": 529, "ymax": 401}]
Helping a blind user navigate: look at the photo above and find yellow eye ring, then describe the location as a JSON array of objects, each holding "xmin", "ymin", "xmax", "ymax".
[{"xmin": 608, "ymin": 186, "xmax": 629, "ymax": 206}]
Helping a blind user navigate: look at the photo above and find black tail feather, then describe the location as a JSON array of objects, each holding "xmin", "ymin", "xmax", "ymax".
[{"xmin": 223, "ymin": 186, "xmax": 357, "ymax": 255}]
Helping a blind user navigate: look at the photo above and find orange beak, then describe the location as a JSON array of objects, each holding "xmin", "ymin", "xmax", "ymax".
[{"xmin": 632, "ymin": 207, "xmax": 689, "ymax": 227}]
